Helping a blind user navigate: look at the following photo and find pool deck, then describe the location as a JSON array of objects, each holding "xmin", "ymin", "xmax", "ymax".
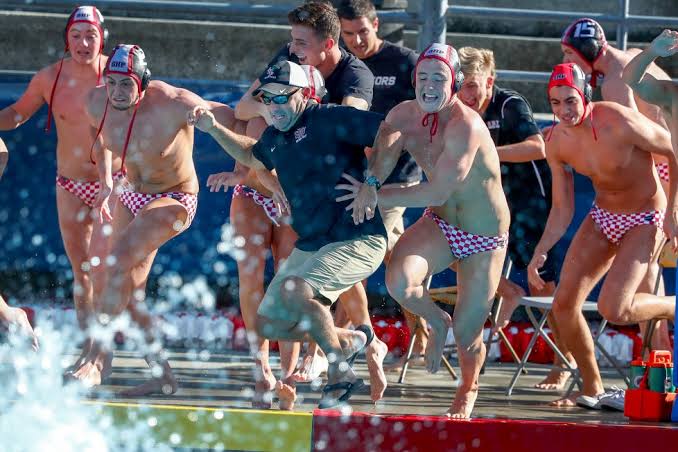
[{"xmin": 79, "ymin": 349, "xmax": 678, "ymax": 451}]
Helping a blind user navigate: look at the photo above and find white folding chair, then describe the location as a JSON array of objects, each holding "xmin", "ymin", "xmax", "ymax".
[{"xmin": 505, "ymin": 296, "xmax": 631, "ymax": 396}]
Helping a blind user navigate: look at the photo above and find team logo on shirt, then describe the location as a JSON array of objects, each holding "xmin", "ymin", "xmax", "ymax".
[
  {"xmin": 294, "ymin": 126, "xmax": 307, "ymax": 143},
  {"xmin": 486, "ymin": 120, "xmax": 500, "ymax": 129},
  {"xmin": 270, "ymin": 145, "xmax": 276, "ymax": 153},
  {"xmin": 374, "ymin": 76, "xmax": 396, "ymax": 86},
  {"xmin": 264, "ymin": 67, "xmax": 276, "ymax": 79}
]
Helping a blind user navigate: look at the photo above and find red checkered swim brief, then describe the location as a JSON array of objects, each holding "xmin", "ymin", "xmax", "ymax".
[
  {"xmin": 423, "ymin": 208, "xmax": 508, "ymax": 260},
  {"xmin": 56, "ymin": 170, "xmax": 126, "ymax": 208},
  {"xmin": 118, "ymin": 188, "xmax": 198, "ymax": 231},
  {"xmin": 589, "ymin": 203, "xmax": 665, "ymax": 244},
  {"xmin": 656, "ymin": 163, "xmax": 669, "ymax": 183},
  {"xmin": 232, "ymin": 184, "xmax": 281, "ymax": 225}
]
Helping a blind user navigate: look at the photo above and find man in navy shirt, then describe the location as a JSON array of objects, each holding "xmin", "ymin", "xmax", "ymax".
[
  {"xmin": 227, "ymin": 1, "xmax": 386, "ymax": 406},
  {"xmin": 458, "ymin": 47, "xmax": 575, "ymax": 391},
  {"xmin": 337, "ymin": 0, "xmax": 428, "ymax": 367},
  {"xmin": 190, "ymin": 60, "xmax": 387, "ymax": 409}
]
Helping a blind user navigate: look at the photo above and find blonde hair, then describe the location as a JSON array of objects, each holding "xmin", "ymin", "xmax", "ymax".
[{"xmin": 458, "ymin": 47, "xmax": 496, "ymax": 79}]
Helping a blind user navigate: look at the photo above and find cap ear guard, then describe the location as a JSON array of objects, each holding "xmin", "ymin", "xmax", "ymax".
[{"xmin": 140, "ymin": 68, "xmax": 151, "ymax": 91}]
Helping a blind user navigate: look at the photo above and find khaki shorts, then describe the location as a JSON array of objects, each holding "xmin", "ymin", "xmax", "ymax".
[
  {"xmin": 257, "ymin": 234, "xmax": 387, "ymax": 322},
  {"xmin": 379, "ymin": 205, "xmax": 406, "ymax": 250}
]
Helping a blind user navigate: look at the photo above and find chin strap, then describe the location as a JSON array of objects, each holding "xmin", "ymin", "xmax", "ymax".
[
  {"xmin": 46, "ymin": 53, "xmax": 103, "ymax": 132},
  {"xmin": 546, "ymin": 103, "xmax": 597, "ymax": 142}
]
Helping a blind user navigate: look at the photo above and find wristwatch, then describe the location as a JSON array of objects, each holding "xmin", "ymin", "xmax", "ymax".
[{"xmin": 365, "ymin": 175, "xmax": 381, "ymax": 190}]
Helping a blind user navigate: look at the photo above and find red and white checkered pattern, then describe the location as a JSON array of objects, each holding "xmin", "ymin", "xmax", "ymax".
[
  {"xmin": 423, "ymin": 208, "xmax": 508, "ymax": 260},
  {"xmin": 56, "ymin": 170, "xmax": 126, "ymax": 208},
  {"xmin": 232, "ymin": 184, "xmax": 281, "ymax": 225},
  {"xmin": 655, "ymin": 163, "xmax": 669, "ymax": 183},
  {"xmin": 118, "ymin": 189, "xmax": 198, "ymax": 230},
  {"xmin": 589, "ymin": 204, "xmax": 665, "ymax": 244}
]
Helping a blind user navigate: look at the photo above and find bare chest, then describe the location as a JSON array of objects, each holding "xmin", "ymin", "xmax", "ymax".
[
  {"xmin": 50, "ymin": 79, "xmax": 95, "ymax": 125},
  {"xmin": 402, "ymin": 127, "xmax": 444, "ymax": 177},
  {"xmin": 101, "ymin": 112, "xmax": 180, "ymax": 163},
  {"xmin": 560, "ymin": 134, "xmax": 634, "ymax": 179}
]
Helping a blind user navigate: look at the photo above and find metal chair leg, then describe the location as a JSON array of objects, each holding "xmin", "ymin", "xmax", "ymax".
[{"xmin": 398, "ymin": 321, "xmax": 419, "ymax": 384}]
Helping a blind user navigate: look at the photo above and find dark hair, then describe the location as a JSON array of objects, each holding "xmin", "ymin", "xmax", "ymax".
[
  {"xmin": 288, "ymin": 1, "xmax": 341, "ymax": 42},
  {"xmin": 336, "ymin": 0, "xmax": 377, "ymax": 21}
]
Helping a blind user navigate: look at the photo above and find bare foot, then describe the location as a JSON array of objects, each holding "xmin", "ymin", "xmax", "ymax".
[
  {"xmin": 292, "ymin": 350, "xmax": 328, "ymax": 383},
  {"xmin": 534, "ymin": 368, "xmax": 573, "ymax": 391},
  {"xmin": 339, "ymin": 329, "xmax": 367, "ymax": 361},
  {"xmin": 366, "ymin": 338, "xmax": 388, "ymax": 402},
  {"xmin": 253, "ymin": 372, "xmax": 277, "ymax": 409},
  {"xmin": 446, "ymin": 386, "xmax": 478, "ymax": 420},
  {"xmin": 275, "ymin": 378, "xmax": 297, "ymax": 411},
  {"xmin": 66, "ymin": 351, "xmax": 113, "ymax": 388},
  {"xmin": 549, "ymin": 392, "xmax": 581, "ymax": 407},
  {"xmin": 425, "ymin": 311, "xmax": 452, "ymax": 373},
  {"xmin": 67, "ymin": 338, "xmax": 95, "ymax": 372}
]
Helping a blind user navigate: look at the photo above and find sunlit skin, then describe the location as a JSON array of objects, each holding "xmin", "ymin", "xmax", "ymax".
[
  {"xmin": 290, "ymin": 25, "xmax": 332, "ymax": 69},
  {"xmin": 548, "ymin": 85, "xmax": 588, "ymax": 126},
  {"xmin": 259, "ymin": 84, "xmax": 307, "ymax": 132},
  {"xmin": 105, "ymin": 74, "xmax": 141, "ymax": 111},
  {"xmin": 67, "ymin": 23, "xmax": 102, "ymax": 65},
  {"xmin": 561, "ymin": 45, "xmax": 593, "ymax": 73},
  {"xmin": 340, "ymin": 16, "xmax": 381, "ymax": 59},
  {"xmin": 458, "ymin": 72, "xmax": 494, "ymax": 114},
  {"xmin": 415, "ymin": 59, "xmax": 454, "ymax": 113}
]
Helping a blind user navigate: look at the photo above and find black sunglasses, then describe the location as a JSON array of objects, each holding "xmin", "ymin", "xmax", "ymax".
[{"xmin": 260, "ymin": 89, "xmax": 300, "ymax": 105}]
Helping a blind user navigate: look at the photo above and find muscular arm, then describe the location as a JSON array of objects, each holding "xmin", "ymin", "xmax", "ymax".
[
  {"xmin": 601, "ymin": 74, "xmax": 639, "ymax": 110},
  {"xmin": 626, "ymin": 110, "xmax": 678, "ymax": 206},
  {"xmin": 85, "ymin": 91, "xmax": 113, "ymax": 189},
  {"xmin": 622, "ymin": 48, "xmax": 674, "ymax": 110},
  {"xmin": 378, "ymin": 119, "xmax": 479, "ymax": 208},
  {"xmin": 497, "ymin": 134, "xmax": 545, "ymax": 162},
  {"xmin": 0, "ymin": 70, "xmax": 47, "ymax": 130},
  {"xmin": 0, "ymin": 137, "xmax": 8, "ymax": 179},
  {"xmin": 532, "ymin": 142, "xmax": 575, "ymax": 257},
  {"xmin": 365, "ymin": 117, "xmax": 404, "ymax": 184},
  {"xmin": 205, "ymin": 121, "xmax": 266, "ymax": 170}
]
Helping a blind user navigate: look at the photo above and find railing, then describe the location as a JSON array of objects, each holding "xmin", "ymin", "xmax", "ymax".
[{"xmin": 3, "ymin": 0, "xmax": 678, "ymax": 83}]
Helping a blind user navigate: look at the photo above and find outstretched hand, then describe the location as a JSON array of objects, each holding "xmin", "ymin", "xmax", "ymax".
[
  {"xmin": 527, "ymin": 252, "xmax": 548, "ymax": 291},
  {"xmin": 206, "ymin": 171, "xmax": 247, "ymax": 193},
  {"xmin": 335, "ymin": 172, "xmax": 377, "ymax": 225},
  {"xmin": 651, "ymin": 29, "xmax": 678, "ymax": 58},
  {"xmin": 187, "ymin": 106, "xmax": 217, "ymax": 132}
]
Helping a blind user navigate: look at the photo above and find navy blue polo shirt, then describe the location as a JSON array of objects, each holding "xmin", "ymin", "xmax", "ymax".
[{"xmin": 252, "ymin": 104, "xmax": 387, "ymax": 251}]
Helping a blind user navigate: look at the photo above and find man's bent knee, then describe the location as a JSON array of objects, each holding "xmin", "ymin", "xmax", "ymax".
[
  {"xmin": 279, "ymin": 276, "xmax": 315, "ymax": 304},
  {"xmin": 597, "ymin": 300, "xmax": 632, "ymax": 325},
  {"xmin": 385, "ymin": 270, "xmax": 421, "ymax": 303}
]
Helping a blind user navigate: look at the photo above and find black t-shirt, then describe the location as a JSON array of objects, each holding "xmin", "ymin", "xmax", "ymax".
[
  {"xmin": 484, "ymin": 86, "xmax": 550, "ymax": 207},
  {"xmin": 360, "ymin": 41, "xmax": 422, "ymax": 185},
  {"xmin": 252, "ymin": 104, "xmax": 387, "ymax": 251},
  {"xmin": 262, "ymin": 44, "xmax": 374, "ymax": 107}
]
